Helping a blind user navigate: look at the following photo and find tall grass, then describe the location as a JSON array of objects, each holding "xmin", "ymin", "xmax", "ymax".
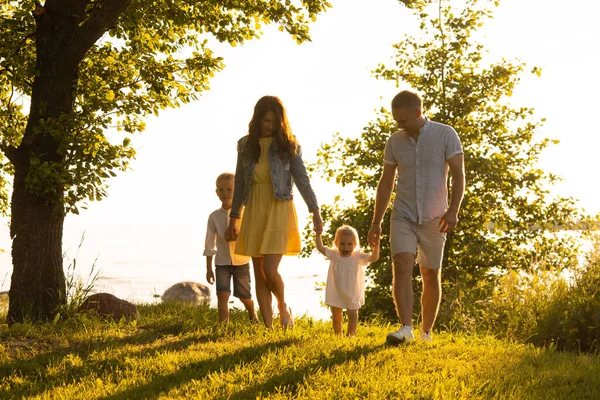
[
  {"xmin": 61, "ymin": 233, "xmax": 102, "ymax": 317},
  {"xmin": 1, "ymin": 303, "xmax": 600, "ymax": 399},
  {"xmin": 438, "ymin": 239, "xmax": 600, "ymax": 352}
]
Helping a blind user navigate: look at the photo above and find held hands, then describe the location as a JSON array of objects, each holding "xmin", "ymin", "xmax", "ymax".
[
  {"xmin": 312, "ymin": 211, "xmax": 323, "ymax": 235},
  {"xmin": 368, "ymin": 224, "xmax": 381, "ymax": 247},
  {"xmin": 439, "ymin": 209, "xmax": 459, "ymax": 233},
  {"xmin": 225, "ymin": 218, "xmax": 240, "ymax": 242}
]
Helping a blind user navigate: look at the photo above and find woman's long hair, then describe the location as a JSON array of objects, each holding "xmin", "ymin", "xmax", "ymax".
[{"xmin": 244, "ymin": 96, "xmax": 298, "ymax": 162}]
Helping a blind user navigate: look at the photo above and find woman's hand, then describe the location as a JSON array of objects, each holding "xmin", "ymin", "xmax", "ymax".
[
  {"xmin": 225, "ymin": 218, "xmax": 240, "ymax": 242},
  {"xmin": 312, "ymin": 211, "xmax": 323, "ymax": 235}
]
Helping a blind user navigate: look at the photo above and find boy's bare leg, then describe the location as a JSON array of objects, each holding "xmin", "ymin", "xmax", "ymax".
[
  {"xmin": 392, "ymin": 252, "xmax": 415, "ymax": 327},
  {"xmin": 262, "ymin": 254, "xmax": 292, "ymax": 325},
  {"xmin": 347, "ymin": 309, "xmax": 358, "ymax": 337},
  {"xmin": 420, "ymin": 265, "xmax": 442, "ymax": 333},
  {"xmin": 216, "ymin": 292, "xmax": 230, "ymax": 322},
  {"xmin": 330, "ymin": 306, "xmax": 343, "ymax": 335},
  {"xmin": 240, "ymin": 298, "xmax": 259, "ymax": 322},
  {"xmin": 252, "ymin": 257, "xmax": 273, "ymax": 328}
]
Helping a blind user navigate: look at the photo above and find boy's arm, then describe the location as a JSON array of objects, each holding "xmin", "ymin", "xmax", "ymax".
[
  {"xmin": 206, "ymin": 255, "xmax": 215, "ymax": 284},
  {"xmin": 368, "ymin": 242, "xmax": 380, "ymax": 263},
  {"xmin": 315, "ymin": 232, "xmax": 327, "ymax": 256},
  {"xmin": 203, "ymin": 216, "xmax": 217, "ymax": 284}
]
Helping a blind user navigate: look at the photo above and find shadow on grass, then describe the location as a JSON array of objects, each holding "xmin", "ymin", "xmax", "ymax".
[
  {"xmin": 474, "ymin": 349, "xmax": 600, "ymax": 399},
  {"xmin": 1, "ymin": 325, "xmax": 221, "ymax": 398},
  {"xmin": 228, "ymin": 342, "xmax": 386, "ymax": 399},
  {"xmin": 97, "ymin": 338, "xmax": 301, "ymax": 400}
]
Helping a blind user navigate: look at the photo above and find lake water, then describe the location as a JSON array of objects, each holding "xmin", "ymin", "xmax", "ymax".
[{"xmin": 0, "ymin": 222, "xmax": 332, "ymax": 321}]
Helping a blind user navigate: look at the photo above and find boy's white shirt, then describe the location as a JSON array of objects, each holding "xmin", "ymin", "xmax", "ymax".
[{"xmin": 203, "ymin": 207, "xmax": 251, "ymax": 266}]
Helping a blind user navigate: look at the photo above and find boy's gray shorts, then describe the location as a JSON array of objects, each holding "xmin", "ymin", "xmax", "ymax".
[
  {"xmin": 390, "ymin": 215, "xmax": 447, "ymax": 269},
  {"xmin": 215, "ymin": 263, "xmax": 252, "ymax": 299}
]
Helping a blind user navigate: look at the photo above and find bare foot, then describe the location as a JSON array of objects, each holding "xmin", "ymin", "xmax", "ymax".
[{"xmin": 280, "ymin": 306, "xmax": 294, "ymax": 330}]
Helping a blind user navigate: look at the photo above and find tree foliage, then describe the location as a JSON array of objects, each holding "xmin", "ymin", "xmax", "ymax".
[
  {"xmin": 0, "ymin": 0, "xmax": 331, "ymax": 214},
  {"xmin": 0, "ymin": 0, "xmax": 330, "ymax": 323},
  {"xmin": 304, "ymin": 0, "xmax": 597, "ymax": 322}
]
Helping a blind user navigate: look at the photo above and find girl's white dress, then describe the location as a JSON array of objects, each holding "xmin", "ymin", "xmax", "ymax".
[{"xmin": 324, "ymin": 248, "xmax": 371, "ymax": 310}]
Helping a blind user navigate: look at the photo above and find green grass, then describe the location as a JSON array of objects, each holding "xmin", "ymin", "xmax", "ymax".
[{"xmin": 1, "ymin": 302, "xmax": 599, "ymax": 399}]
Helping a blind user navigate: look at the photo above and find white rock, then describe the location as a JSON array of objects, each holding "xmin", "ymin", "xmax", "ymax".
[{"xmin": 162, "ymin": 282, "xmax": 210, "ymax": 305}]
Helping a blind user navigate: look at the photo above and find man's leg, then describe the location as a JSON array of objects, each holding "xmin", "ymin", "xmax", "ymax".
[
  {"xmin": 392, "ymin": 252, "xmax": 416, "ymax": 327},
  {"xmin": 415, "ymin": 217, "xmax": 446, "ymax": 336},
  {"xmin": 420, "ymin": 265, "xmax": 441, "ymax": 333},
  {"xmin": 386, "ymin": 216, "xmax": 418, "ymax": 344}
]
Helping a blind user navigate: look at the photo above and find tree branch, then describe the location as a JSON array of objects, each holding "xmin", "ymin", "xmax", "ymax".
[
  {"xmin": 1, "ymin": 143, "xmax": 19, "ymax": 164},
  {"xmin": 438, "ymin": 0, "xmax": 447, "ymax": 117},
  {"xmin": 72, "ymin": 0, "xmax": 133, "ymax": 63}
]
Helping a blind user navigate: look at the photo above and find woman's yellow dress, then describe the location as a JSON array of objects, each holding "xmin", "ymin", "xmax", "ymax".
[{"xmin": 235, "ymin": 137, "xmax": 302, "ymax": 257}]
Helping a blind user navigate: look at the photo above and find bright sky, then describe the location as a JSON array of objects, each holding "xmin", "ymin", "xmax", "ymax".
[
  {"xmin": 62, "ymin": 0, "xmax": 599, "ymax": 232},
  {"xmin": 5, "ymin": 0, "xmax": 600, "ymax": 239}
]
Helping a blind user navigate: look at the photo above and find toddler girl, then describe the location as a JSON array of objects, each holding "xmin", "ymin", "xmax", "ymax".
[{"xmin": 316, "ymin": 225, "xmax": 379, "ymax": 336}]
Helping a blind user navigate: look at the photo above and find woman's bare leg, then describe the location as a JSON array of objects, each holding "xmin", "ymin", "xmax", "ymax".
[
  {"xmin": 252, "ymin": 257, "xmax": 273, "ymax": 328},
  {"xmin": 262, "ymin": 254, "xmax": 292, "ymax": 325}
]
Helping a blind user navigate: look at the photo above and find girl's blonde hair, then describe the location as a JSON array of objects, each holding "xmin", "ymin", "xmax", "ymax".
[{"xmin": 333, "ymin": 224, "xmax": 360, "ymax": 249}]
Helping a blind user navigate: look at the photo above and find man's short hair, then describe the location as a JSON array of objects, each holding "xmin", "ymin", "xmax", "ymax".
[
  {"xmin": 391, "ymin": 90, "xmax": 422, "ymax": 110},
  {"xmin": 216, "ymin": 172, "xmax": 234, "ymax": 186}
]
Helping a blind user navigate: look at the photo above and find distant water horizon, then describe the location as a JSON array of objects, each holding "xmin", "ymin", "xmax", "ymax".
[
  {"xmin": 0, "ymin": 222, "xmax": 332, "ymax": 321},
  {"xmin": 1, "ymin": 221, "xmax": 596, "ymax": 323}
]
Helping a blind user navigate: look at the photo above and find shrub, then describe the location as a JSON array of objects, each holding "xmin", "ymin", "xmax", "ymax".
[{"xmin": 468, "ymin": 239, "xmax": 600, "ymax": 352}]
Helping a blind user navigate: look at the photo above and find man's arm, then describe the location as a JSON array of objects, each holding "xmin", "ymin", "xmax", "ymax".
[
  {"xmin": 439, "ymin": 154, "xmax": 465, "ymax": 233},
  {"xmin": 368, "ymin": 162, "xmax": 397, "ymax": 245}
]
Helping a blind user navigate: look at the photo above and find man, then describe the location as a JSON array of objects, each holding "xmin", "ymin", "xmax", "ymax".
[{"xmin": 368, "ymin": 90, "xmax": 465, "ymax": 344}]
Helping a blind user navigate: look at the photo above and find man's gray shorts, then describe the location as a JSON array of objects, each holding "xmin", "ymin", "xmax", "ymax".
[
  {"xmin": 390, "ymin": 215, "xmax": 447, "ymax": 269},
  {"xmin": 215, "ymin": 263, "xmax": 252, "ymax": 299}
]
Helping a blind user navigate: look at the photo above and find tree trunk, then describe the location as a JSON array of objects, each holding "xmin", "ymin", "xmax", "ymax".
[
  {"xmin": 7, "ymin": 164, "xmax": 66, "ymax": 323},
  {"xmin": 6, "ymin": 62, "xmax": 77, "ymax": 323},
  {"xmin": 6, "ymin": 3, "xmax": 78, "ymax": 324},
  {"xmin": 5, "ymin": 0, "xmax": 132, "ymax": 324}
]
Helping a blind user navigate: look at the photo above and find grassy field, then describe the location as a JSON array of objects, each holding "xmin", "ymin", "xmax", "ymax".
[{"xmin": 1, "ymin": 299, "xmax": 599, "ymax": 399}]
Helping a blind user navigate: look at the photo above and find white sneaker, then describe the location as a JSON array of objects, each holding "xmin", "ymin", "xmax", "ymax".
[
  {"xmin": 420, "ymin": 330, "xmax": 432, "ymax": 342},
  {"xmin": 386, "ymin": 325, "xmax": 415, "ymax": 345}
]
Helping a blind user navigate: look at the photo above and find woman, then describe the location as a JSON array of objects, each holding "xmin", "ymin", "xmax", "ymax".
[{"xmin": 226, "ymin": 95, "xmax": 323, "ymax": 329}]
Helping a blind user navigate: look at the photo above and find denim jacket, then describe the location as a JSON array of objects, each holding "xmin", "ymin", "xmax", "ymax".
[{"xmin": 230, "ymin": 136, "xmax": 319, "ymax": 219}]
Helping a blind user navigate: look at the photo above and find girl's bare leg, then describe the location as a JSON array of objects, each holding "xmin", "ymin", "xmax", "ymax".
[
  {"xmin": 252, "ymin": 257, "xmax": 273, "ymax": 328},
  {"xmin": 331, "ymin": 306, "xmax": 343, "ymax": 335},
  {"xmin": 347, "ymin": 309, "xmax": 358, "ymax": 337}
]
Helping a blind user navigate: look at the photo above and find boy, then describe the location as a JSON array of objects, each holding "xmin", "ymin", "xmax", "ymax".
[{"xmin": 204, "ymin": 172, "xmax": 258, "ymax": 323}]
